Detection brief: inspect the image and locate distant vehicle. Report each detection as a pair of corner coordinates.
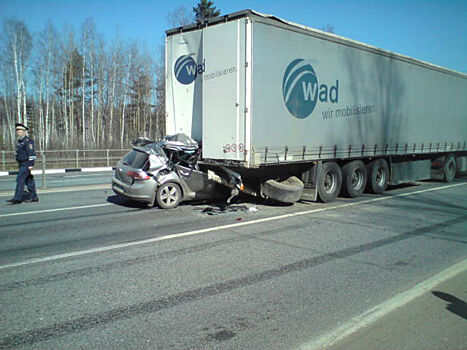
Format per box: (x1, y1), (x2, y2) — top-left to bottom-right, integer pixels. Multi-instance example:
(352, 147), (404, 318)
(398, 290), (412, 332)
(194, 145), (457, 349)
(164, 10), (467, 204)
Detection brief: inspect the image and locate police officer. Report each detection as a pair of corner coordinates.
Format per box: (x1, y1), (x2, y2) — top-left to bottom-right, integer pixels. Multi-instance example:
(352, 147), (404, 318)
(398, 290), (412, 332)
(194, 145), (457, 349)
(7, 123), (39, 204)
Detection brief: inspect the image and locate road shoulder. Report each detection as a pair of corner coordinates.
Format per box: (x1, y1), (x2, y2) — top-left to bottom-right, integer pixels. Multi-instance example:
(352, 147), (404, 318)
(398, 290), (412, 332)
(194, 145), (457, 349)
(299, 259), (467, 350)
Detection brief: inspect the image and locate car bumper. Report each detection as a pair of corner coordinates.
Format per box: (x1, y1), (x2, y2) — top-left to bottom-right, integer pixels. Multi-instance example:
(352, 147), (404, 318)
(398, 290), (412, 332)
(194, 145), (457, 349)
(112, 177), (157, 204)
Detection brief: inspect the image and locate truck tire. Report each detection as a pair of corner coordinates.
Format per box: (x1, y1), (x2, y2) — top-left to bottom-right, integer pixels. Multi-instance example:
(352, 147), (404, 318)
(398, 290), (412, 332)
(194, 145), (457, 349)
(317, 162), (342, 203)
(156, 182), (182, 209)
(443, 155), (456, 183)
(341, 160), (367, 198)
(262, 176), (304, 203)
(366, 159), (389, 194)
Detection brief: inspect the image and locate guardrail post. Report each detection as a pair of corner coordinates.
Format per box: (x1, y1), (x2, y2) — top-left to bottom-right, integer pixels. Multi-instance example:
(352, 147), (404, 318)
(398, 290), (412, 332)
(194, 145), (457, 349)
(76, 150), (79, 169)
(1, 151), (5, 171)
(106, 149), (110, 167)
(41, 150), (47, 189)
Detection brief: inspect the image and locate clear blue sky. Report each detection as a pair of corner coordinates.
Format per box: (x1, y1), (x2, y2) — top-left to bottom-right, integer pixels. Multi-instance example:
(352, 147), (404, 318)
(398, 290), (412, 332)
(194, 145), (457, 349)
(1, 0), (466, 73)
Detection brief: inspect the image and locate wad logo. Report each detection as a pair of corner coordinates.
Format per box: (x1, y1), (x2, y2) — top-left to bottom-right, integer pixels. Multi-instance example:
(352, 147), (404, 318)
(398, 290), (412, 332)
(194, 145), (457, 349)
(282, 59), (338, 119)
(174, 55), (205, 85)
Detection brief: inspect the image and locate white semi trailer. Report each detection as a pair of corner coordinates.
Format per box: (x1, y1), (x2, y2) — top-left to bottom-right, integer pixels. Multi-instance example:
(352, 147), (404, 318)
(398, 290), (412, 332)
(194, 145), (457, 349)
(165, 10), (467, 203)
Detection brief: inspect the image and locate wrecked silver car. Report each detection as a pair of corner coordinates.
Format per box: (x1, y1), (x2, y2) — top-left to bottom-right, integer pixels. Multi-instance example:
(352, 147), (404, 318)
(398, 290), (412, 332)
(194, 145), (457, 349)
(112, 134), (238, 209)
(113, 133), (305, 209)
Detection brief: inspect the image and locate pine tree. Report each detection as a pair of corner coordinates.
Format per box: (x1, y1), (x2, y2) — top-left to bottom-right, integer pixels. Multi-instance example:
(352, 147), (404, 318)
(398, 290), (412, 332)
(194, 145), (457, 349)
(193, 0), (220, 23)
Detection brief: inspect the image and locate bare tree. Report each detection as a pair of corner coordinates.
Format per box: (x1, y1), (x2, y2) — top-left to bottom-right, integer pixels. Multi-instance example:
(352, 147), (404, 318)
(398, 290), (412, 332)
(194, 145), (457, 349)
(120, 44), (133, 148)
(2, 18), (32, 125)
(94, 37), (106, 147)
(167, 5), (194, 28)
(36, 20), (59, 149)
(59, 26), (83, 148)
(80, 19), (89, 147)
(0, 76), (15, 148)
(106, 34), (125, 146)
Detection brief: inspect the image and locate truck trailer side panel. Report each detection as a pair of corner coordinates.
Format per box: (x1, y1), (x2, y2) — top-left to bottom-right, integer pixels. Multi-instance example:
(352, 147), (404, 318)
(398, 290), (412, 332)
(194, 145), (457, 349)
(249, 19), (467, 165)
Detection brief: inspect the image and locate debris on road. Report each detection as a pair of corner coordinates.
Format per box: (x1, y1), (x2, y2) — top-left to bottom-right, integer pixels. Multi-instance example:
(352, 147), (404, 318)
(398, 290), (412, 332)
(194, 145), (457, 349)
(195, 203), (259, 216)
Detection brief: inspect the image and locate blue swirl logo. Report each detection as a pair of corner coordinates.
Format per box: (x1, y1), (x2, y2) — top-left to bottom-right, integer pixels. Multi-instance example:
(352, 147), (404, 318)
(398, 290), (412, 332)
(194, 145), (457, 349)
(174, 55), (198, 85)
(282, 59), (319, 119)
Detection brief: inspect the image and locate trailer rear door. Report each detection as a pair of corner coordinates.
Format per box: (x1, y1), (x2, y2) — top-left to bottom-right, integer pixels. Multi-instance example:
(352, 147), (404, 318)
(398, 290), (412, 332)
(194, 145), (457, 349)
(202, 19), (247, 161)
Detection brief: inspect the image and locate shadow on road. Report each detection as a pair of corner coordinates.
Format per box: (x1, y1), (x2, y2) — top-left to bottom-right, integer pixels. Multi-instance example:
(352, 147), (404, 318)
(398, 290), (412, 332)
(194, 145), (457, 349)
(432, 291), (467, 320)
(106, 195), (149, 209)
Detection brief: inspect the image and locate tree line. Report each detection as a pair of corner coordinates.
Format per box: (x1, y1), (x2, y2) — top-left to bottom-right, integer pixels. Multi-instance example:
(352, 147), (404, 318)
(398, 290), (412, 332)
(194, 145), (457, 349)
(0, 0), (221, 151)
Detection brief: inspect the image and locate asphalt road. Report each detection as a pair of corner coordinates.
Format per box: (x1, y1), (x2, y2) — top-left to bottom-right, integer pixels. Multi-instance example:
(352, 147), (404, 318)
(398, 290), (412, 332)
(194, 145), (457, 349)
(0, 177), (466, 349)
(0, 171), (114, 192)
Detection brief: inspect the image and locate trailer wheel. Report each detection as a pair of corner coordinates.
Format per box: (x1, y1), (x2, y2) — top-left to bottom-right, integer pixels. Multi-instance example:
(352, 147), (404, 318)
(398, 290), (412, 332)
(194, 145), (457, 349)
(341, 160), (367, 198)
(156, 182), (182, 209)
(318, 162), (342, 203)
(366, 159), (389, 194)
(443, 155), (456, 183)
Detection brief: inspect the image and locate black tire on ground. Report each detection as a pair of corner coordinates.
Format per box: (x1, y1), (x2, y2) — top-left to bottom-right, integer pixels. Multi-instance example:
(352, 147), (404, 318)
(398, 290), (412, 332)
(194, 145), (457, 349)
(317, 162), (342, 203)
(262, 176), (304, 203)
(341, 160), (367, 198)
(156, 182), (182, 209)
(365, 158), (389, 194)
(443, 155), (456, 183)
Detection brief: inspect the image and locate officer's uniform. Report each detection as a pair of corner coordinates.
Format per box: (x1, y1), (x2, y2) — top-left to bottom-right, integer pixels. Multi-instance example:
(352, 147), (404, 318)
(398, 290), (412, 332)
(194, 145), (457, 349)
(12, 124), (38, 202)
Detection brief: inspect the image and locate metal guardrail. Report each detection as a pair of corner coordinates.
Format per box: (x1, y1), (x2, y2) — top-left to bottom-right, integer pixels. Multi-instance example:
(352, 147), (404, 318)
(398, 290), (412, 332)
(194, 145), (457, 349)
(1, 149), (129, 172)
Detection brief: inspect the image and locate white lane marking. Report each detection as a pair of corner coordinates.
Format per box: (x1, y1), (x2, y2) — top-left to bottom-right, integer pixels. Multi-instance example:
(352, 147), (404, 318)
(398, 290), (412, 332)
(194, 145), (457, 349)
(31, 169), (66, 175)
(0, 182), (465, 270)
(298, 258), (467, 350)
(81, 167), (113, 172)
(58, 173), (113, 178)
(37, 173), (112, 180)
(46, 179), (110, 183)
(0, 203), (112, 218)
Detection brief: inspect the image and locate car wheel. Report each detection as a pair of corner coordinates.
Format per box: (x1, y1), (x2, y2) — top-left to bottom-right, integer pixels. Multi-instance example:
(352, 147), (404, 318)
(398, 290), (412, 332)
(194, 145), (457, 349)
(156, 182), (182, 209)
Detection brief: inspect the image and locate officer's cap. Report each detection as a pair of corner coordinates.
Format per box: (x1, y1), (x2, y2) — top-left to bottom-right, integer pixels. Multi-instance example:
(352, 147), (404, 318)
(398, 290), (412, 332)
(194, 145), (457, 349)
(15, 123), (29, 131)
